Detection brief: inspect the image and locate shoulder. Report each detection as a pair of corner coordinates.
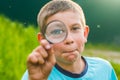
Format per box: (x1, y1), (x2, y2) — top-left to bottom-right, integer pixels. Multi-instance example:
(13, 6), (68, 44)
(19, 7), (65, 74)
(84, 56), (112, 69)
(22, 70), (28, 80)
(85, 57), (110, 64)
(83, 57), (118, 80)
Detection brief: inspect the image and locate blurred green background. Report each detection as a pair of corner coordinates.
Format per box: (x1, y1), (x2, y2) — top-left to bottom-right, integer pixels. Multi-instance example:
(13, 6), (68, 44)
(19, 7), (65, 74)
(0, 0), (120, 44)
(0, 0), (120, 80)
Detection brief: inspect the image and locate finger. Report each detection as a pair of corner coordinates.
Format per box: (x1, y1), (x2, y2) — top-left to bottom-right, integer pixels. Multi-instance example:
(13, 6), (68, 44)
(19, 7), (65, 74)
(34, 46), (48, 58)
(47, 48), (56, 65)
(40, 39), (56, 65)
(34, 51), (45, 64)
(40, 39), (52, 50)
(27, 52), (38, 64)
(27, 51), (45, 65)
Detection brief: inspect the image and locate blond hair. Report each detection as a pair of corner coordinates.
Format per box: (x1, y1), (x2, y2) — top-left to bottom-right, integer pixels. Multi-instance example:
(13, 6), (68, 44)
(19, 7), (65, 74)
(37, 0), (86, 35)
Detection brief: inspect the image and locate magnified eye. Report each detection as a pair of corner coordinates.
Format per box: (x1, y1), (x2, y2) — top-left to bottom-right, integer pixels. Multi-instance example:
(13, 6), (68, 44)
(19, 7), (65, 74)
(51, 29), (64, 35)
(45, 20), (67, 43)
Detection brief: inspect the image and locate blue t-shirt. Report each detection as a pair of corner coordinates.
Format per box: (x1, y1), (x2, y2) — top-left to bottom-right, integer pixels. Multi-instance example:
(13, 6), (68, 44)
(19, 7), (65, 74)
(22, 57), (118, 80)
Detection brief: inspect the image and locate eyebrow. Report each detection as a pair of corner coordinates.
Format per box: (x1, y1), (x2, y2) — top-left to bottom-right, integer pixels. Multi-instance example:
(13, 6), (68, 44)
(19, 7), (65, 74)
(70, 23), (83, 28)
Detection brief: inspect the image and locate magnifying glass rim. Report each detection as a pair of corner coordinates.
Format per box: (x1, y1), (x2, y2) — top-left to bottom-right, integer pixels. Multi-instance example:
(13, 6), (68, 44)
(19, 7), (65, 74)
(44, 20), (68, 44)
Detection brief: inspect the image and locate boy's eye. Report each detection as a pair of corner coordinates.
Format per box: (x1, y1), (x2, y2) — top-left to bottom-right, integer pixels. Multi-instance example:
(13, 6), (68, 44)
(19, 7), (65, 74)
(51, 29), (64, 35)
(72, 26), (81, 31)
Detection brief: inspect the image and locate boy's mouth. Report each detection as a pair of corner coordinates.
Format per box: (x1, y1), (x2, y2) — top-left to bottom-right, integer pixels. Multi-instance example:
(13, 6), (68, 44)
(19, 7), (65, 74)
(63, 49), (77, 53)
(62, 49), (78, 61)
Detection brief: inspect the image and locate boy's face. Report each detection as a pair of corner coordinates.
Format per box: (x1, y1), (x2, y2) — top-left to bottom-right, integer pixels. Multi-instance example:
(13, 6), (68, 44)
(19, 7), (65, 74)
(46, 10), (89, 64)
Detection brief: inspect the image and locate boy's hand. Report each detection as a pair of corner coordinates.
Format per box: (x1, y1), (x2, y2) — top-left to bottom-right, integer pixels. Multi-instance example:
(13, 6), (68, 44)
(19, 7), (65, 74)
(27, 39), (56, 80)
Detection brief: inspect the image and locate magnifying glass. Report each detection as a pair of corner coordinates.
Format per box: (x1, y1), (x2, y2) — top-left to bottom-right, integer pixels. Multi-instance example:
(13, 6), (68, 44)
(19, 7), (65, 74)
(44, 20), (68, 44)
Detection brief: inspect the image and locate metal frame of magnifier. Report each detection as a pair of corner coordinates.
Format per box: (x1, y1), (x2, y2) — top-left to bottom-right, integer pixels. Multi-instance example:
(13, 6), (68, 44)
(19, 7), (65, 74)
(42, 20), (68, 44)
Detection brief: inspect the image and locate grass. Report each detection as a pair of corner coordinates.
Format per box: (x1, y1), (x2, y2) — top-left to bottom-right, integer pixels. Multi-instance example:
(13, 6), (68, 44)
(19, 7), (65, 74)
(0, 15), (120, 80)
(0, 15), (39, 80)
(111, 62), (120, 79)
(86, 43), (120, 52)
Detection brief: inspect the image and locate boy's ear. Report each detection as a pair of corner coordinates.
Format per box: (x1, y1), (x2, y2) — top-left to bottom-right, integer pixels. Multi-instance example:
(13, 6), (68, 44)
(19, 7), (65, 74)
(37, 32), (43, 42)
(84, 25), (89, 43)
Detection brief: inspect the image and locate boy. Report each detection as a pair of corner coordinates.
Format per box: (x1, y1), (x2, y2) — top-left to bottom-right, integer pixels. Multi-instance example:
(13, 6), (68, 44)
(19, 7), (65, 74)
(22, 0), (118, 80)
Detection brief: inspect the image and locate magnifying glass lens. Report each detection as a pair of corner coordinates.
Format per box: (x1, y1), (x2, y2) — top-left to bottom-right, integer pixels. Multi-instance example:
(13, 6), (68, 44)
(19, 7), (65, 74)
(45, 21), (67, 43)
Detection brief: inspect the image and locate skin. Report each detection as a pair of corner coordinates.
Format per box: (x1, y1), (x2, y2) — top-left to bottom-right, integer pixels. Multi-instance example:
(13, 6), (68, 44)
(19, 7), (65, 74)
(27, 10), (89, 80)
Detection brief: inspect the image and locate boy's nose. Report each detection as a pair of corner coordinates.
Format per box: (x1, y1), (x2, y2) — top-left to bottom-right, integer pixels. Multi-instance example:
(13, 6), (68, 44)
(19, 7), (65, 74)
(64, 33), (74, 45)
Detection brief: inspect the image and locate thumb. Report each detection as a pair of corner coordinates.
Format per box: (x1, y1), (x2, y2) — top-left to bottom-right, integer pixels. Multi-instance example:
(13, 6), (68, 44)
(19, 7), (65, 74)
(47, 48), (56, 65)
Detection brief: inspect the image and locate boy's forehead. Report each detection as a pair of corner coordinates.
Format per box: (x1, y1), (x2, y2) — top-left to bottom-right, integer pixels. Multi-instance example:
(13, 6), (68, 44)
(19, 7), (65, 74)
(46, 10), (84, 25)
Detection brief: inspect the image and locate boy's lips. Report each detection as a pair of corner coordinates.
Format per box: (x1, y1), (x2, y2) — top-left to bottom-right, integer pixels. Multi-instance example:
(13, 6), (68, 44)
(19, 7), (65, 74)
(62, 49), (78, 61)
(63, 49), (77, 53)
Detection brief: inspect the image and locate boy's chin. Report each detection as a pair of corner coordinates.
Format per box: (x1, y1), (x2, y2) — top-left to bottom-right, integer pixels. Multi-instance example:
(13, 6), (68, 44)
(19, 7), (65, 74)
(64, 54), (79, 64)
(66, 54), (77, 62)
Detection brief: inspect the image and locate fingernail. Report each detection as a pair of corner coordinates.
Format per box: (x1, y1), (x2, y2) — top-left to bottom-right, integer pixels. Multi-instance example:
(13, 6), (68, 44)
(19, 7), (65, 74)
(46, 45), (51, 49)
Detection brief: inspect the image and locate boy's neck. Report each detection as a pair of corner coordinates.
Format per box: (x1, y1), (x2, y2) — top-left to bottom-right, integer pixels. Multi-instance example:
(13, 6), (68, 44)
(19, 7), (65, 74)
(56, 56), (85, 74)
